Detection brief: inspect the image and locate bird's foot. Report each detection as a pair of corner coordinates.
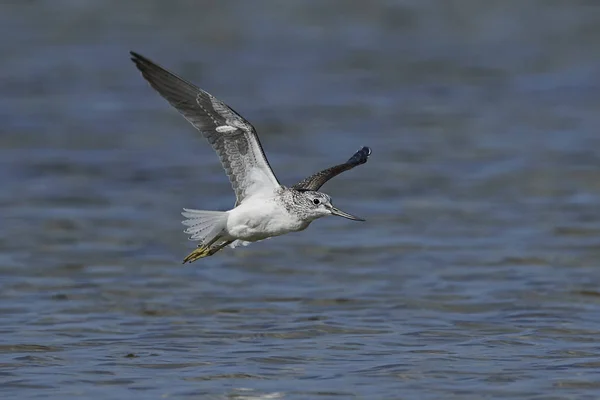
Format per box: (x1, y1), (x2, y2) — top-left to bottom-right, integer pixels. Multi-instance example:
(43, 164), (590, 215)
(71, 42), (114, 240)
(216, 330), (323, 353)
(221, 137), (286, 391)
(182, 245), (212, 264)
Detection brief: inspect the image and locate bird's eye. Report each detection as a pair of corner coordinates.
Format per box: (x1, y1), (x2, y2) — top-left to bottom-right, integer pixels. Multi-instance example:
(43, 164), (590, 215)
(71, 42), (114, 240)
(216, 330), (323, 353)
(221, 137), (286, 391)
(313, 199), (320, 205)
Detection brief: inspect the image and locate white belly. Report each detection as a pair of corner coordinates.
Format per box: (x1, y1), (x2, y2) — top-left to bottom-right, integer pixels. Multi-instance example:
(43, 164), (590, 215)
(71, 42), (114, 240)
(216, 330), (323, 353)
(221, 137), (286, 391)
(225, 196), (309, 242)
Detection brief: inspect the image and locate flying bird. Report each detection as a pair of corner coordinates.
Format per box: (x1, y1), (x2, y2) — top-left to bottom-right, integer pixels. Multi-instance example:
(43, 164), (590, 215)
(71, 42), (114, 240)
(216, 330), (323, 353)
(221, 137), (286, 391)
(130, 52), (371, 263)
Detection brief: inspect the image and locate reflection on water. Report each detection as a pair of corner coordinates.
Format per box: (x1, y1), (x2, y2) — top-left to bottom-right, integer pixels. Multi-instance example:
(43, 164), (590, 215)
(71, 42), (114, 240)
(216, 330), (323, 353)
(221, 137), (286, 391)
(2, 1), (600, 399)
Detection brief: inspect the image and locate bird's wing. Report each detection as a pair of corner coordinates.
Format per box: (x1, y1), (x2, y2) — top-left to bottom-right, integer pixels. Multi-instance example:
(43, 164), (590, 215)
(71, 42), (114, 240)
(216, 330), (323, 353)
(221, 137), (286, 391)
(130, 52), (280, 204)
(292, 146), (371, 191)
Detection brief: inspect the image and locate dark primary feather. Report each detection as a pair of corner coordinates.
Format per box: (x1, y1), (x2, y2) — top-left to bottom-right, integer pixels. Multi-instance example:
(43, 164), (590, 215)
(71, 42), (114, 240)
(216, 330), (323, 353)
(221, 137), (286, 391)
(292, 146), (372, 191)
(130, 51), (280, 203)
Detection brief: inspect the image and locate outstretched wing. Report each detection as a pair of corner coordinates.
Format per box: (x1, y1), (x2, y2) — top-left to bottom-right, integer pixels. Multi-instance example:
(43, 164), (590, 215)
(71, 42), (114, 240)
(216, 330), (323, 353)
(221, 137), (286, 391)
(292, 146), (371, 191)
(130, 52), (280, 204)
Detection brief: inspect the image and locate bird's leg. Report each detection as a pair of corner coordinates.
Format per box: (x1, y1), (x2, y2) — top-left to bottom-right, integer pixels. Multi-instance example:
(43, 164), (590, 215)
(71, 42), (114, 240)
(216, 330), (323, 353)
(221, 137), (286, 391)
(207, 240), (234, 256)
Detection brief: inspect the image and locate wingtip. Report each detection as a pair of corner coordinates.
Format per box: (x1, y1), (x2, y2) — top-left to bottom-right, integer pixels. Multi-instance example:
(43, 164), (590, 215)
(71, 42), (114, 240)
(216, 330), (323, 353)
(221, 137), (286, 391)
(129, 51), (154, 71)
(129, 51), (143, 70)
(347, 146), (372, 165)
(129, 50), (144, 60)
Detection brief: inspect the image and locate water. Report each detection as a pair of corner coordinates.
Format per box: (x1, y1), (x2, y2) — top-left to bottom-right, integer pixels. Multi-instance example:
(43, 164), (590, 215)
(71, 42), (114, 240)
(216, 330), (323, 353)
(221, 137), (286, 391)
(2, 1), (600, 398)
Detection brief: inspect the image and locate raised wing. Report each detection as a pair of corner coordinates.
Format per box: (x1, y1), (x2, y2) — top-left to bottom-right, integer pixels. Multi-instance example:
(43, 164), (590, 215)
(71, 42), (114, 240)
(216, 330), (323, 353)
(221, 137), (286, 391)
(292, 146), (371, 191)
(130, 52), (280, 204)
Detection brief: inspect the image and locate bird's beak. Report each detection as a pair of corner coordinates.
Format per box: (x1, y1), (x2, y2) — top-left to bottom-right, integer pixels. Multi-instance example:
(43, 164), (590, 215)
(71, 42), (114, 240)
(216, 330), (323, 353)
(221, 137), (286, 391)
(329, 206), (365, 221)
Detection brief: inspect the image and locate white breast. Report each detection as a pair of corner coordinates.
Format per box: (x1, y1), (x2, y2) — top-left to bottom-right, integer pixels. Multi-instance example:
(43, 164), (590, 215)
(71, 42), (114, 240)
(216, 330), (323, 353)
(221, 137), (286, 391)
(226, 195), (308, 241)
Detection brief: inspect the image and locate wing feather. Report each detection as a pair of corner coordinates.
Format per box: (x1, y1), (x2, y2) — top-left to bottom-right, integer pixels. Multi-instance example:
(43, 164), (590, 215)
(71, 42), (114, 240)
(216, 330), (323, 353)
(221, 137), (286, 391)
(130, 52), (280, 203)
(292, 147), (371, 191)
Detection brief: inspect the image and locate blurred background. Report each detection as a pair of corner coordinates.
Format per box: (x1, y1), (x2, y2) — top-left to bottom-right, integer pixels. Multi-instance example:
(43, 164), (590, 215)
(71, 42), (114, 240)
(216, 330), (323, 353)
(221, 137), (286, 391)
(2, 1), (600, 399)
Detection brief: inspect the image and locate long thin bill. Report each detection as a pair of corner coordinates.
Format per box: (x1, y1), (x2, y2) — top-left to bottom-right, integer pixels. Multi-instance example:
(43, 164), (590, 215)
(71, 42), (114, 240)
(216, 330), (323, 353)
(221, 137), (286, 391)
(330, 206), (365, 221)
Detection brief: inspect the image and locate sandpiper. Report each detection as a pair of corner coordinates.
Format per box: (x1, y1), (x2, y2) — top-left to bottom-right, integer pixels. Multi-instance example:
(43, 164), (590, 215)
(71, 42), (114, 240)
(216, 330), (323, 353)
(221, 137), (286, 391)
(130, 52), (371, 263)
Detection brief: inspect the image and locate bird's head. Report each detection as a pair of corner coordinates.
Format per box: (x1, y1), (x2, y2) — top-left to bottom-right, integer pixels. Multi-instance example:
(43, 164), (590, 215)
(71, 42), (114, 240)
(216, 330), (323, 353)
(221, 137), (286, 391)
(295, 190), (364, 222)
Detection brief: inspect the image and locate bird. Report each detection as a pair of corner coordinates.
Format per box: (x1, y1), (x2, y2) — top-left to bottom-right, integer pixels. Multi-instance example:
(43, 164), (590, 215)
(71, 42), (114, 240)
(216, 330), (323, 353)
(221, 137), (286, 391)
(130, 52), (372, 263)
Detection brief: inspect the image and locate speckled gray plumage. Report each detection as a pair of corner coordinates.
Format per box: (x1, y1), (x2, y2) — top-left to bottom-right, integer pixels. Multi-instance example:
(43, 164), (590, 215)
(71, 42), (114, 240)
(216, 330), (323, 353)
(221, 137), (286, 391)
(273, 187), (332, 225)
(274, 187), (310, 219)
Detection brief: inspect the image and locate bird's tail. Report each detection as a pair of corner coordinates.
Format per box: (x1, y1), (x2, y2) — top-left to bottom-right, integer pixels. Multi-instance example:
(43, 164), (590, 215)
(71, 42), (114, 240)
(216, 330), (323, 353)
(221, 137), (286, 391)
(181, 209), (228, 263)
